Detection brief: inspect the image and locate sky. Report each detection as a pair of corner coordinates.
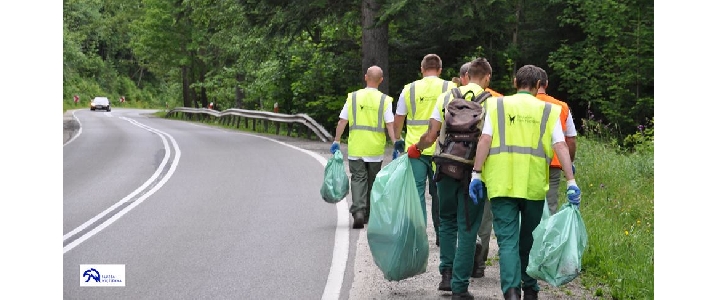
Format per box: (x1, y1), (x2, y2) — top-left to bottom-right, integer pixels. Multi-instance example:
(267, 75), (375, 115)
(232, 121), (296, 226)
(0, 1), (706, 299)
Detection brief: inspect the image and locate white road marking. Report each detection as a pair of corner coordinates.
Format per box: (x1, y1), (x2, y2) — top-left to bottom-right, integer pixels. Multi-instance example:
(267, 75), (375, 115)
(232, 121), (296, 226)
(63, 110), (83, 147)
(184, 122), (349, 300)
(63, 117), (182, 254)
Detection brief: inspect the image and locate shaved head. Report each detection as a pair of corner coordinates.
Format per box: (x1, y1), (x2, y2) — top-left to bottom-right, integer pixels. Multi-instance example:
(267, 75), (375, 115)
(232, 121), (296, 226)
(365, 65), (384, 87)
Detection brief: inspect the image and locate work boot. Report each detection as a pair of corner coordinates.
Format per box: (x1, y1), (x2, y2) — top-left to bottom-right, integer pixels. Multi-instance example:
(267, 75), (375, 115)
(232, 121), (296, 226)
(470, 243), (484, 278)
(352, 212), (365, 229)
(451, 291), (474, 300)
(523, 288), (539, 300)
(436, 238), (440, 247)
(504, 288), (521, 300)
(438, 269), (452, 291)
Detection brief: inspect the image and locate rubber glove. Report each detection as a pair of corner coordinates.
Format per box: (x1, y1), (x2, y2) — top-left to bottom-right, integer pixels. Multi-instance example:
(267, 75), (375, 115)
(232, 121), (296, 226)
(407, 144), (421, 159)
(330, 141), (340, 154)
(394, 139), (406, 153)
(468, 171), (484, 205)
(392, 150), (400, 160)
(566, 179), (581, 207)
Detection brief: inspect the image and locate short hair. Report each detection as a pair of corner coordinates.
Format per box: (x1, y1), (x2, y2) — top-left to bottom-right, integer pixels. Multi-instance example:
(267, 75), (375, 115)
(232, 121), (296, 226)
(459, 62), (471, 77)
(467, 57), (492, 80)
(537, 67), (549, 88)
(421, 54), (442, 71)
(515, 65), (543, 89)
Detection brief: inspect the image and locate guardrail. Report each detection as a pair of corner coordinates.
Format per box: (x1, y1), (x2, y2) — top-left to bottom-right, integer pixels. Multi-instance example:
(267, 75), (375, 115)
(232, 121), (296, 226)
(165, 107), (334, 142)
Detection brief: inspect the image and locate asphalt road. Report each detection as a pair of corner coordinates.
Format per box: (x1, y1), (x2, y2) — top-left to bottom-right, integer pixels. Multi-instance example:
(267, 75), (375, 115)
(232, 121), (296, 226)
(63, 108), (357, 299)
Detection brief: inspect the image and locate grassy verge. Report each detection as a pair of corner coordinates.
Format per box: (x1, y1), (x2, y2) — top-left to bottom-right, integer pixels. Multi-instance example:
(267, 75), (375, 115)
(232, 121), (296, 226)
(562, 137), (654, 299)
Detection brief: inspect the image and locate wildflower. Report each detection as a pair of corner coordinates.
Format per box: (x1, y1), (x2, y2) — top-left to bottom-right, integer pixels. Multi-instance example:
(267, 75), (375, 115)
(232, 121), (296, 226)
(624, 231), (629, 236)
(637, 125), (645, 132)
(590, 184), (593, 187)
(637, 220), (641, 224)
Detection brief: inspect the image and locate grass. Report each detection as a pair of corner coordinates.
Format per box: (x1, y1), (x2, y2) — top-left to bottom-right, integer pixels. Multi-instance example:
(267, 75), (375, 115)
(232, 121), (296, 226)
(561, 137), (654, 299)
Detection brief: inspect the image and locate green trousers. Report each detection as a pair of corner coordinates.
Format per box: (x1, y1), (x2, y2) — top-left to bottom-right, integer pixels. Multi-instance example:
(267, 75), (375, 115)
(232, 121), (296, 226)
(437, 177), (485, 293)
(348, 159), (383, 216)
(490, 197), (544, 294)
(409, 155), (440, 236)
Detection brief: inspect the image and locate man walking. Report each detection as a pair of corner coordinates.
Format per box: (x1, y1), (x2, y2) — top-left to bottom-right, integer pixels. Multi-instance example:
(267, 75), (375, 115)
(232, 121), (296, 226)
(393, 54), (454, 244)
(411, 57), (493, 300)
(469, 65), (582, 300)
(331, 65), (398, 229)
(535, 67), (578, 215)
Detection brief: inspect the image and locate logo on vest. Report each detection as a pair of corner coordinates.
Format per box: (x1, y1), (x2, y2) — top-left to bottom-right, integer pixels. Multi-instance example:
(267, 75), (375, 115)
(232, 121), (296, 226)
(508, 114), (539, 125)
(509, 115), (516, 125)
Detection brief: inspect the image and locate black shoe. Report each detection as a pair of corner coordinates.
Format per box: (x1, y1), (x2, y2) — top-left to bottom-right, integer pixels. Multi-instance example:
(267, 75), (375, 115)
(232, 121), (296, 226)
(471, 243), (484, 278)
(523, 288), (539, 300)
(451, 291), (474, 300)
(352, 212), (365, 229)
(504, 288), (520, 300)
(438, 269), (452, 291)
(436, 238), (440, 247)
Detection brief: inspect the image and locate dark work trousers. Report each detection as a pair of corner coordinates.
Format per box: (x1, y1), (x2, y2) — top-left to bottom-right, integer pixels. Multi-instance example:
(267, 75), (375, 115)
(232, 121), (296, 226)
(348, 158), (383, 217)
(409, 154), (440, 237)
(490, 197), (544, 294)
(437, 177), (485, 293)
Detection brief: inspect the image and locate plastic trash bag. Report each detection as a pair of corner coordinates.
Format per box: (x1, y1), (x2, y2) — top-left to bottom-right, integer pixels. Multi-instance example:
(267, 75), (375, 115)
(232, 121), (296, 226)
(366, 154), (429, 281)
(526, 202), (588, 287)
(320, 151), (350, 203)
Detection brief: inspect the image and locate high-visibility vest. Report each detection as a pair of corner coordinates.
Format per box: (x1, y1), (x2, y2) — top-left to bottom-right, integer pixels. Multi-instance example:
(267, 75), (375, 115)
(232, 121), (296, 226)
(402, 77), (454, 155)
(482, 93), (561, 201)
(535, 93), (570, 168)
(347, 88), (392, 157)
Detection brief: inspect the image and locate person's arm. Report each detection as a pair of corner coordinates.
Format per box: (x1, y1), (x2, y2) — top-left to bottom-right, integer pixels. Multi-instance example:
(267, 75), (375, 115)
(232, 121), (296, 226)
(472, 134), (492, 172)
(415, 119), (441, 150)
(565, 136), (576, 162)
(334, 119), (348, 142)
(550, 118), (574, 180)
(565, 110), (578, 161)
(393, 91), (407, 138)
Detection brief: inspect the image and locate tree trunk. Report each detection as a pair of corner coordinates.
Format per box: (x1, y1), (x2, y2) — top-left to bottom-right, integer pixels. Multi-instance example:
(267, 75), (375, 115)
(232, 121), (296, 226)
(182, 66), (191, 107)
(235, 73), (245, 109)
(512, 0), (521, 76)
(361, 0), (390, 94)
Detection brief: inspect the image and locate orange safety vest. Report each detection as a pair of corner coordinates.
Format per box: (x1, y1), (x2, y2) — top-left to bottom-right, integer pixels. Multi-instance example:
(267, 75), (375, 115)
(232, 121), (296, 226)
(535, 93), (569, 168)
(485, 88), (503, 97)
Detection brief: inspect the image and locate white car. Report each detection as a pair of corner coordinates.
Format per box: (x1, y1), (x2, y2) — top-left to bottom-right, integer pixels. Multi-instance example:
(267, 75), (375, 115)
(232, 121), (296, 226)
(90, 97), (111, 111)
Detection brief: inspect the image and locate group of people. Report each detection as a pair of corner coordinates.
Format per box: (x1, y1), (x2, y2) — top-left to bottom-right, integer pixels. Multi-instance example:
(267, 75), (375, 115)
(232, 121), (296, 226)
(330, 54), (582, 300)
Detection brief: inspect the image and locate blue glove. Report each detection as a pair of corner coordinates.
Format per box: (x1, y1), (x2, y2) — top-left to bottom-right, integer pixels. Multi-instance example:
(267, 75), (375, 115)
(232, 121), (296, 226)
(330, 141), (340, 154)
(392, 150), (399, 160)
(468, 172), (484, 205)
(566, 179), (581, 207)
(394, 139), (405, 153)
(572, 163), (576, 175)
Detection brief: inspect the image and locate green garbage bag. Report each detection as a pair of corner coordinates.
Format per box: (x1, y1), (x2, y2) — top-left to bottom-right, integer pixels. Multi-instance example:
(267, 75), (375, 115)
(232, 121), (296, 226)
(320, 151), (349, 203)
(366, 154), (429, 281)
(527, 202), (588, 287)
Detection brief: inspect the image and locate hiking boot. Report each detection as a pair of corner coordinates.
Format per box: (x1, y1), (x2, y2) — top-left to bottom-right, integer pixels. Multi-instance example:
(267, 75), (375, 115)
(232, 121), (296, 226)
(352, 212), (365, 229)
(471, 243), (484, 278)
(436, 238), (440, 247)
(523, 288), (539, 300)
(438, 269), (452, 291)
(503, 288), (520, 300)
(451, 291), (474, 300)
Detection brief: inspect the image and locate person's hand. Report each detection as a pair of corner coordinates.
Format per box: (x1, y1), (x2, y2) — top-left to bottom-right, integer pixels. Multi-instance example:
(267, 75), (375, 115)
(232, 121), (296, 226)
(566, 179), (581, 208)
(407, 144), (421, 159)
(394, 139), (405, 153)
(468, 172), (484, 205)
(392, 150), (400, 160)
(330, 141), (340, 154)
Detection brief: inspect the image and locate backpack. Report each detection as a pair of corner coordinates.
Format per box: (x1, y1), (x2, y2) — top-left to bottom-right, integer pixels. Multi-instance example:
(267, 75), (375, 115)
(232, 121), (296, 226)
(432, 87), (493, 181)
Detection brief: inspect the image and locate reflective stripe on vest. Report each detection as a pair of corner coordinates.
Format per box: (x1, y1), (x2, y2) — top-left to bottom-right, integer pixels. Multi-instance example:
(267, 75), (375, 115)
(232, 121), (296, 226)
(406, 81), (449, 126)
(488, 98), (553, 165)
(349, 92), (386, 133)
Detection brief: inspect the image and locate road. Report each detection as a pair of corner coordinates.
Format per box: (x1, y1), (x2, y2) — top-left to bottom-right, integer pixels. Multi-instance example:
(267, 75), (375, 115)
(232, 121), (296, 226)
(63, 108), (358, 299)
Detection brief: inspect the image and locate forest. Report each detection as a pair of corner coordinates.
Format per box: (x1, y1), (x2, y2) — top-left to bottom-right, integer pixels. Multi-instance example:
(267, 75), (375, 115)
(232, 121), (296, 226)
(63, 0), (653, 144)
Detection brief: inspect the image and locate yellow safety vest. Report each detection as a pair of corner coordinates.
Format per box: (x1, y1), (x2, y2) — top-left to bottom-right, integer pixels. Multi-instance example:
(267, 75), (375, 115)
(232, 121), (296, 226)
(482, 93), (561, 201)
(347, 88), (392, 157)
(402, 77), (454, 155)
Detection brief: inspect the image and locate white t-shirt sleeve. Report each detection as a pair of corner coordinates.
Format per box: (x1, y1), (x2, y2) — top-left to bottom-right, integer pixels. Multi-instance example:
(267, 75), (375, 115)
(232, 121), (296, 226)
(482, 112), (493, 136)
(551, 118), (565, 144)
(396, 91), (407, 115)
(384, 102), (395, 123)
(430, 94), (444, 122)
(565, 110), (578, 137)
(339, 103), (349, 120)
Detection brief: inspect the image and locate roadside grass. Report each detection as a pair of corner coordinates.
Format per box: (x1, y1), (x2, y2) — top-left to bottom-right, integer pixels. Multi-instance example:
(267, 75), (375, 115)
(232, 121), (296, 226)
(565, 137), (654, 299)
